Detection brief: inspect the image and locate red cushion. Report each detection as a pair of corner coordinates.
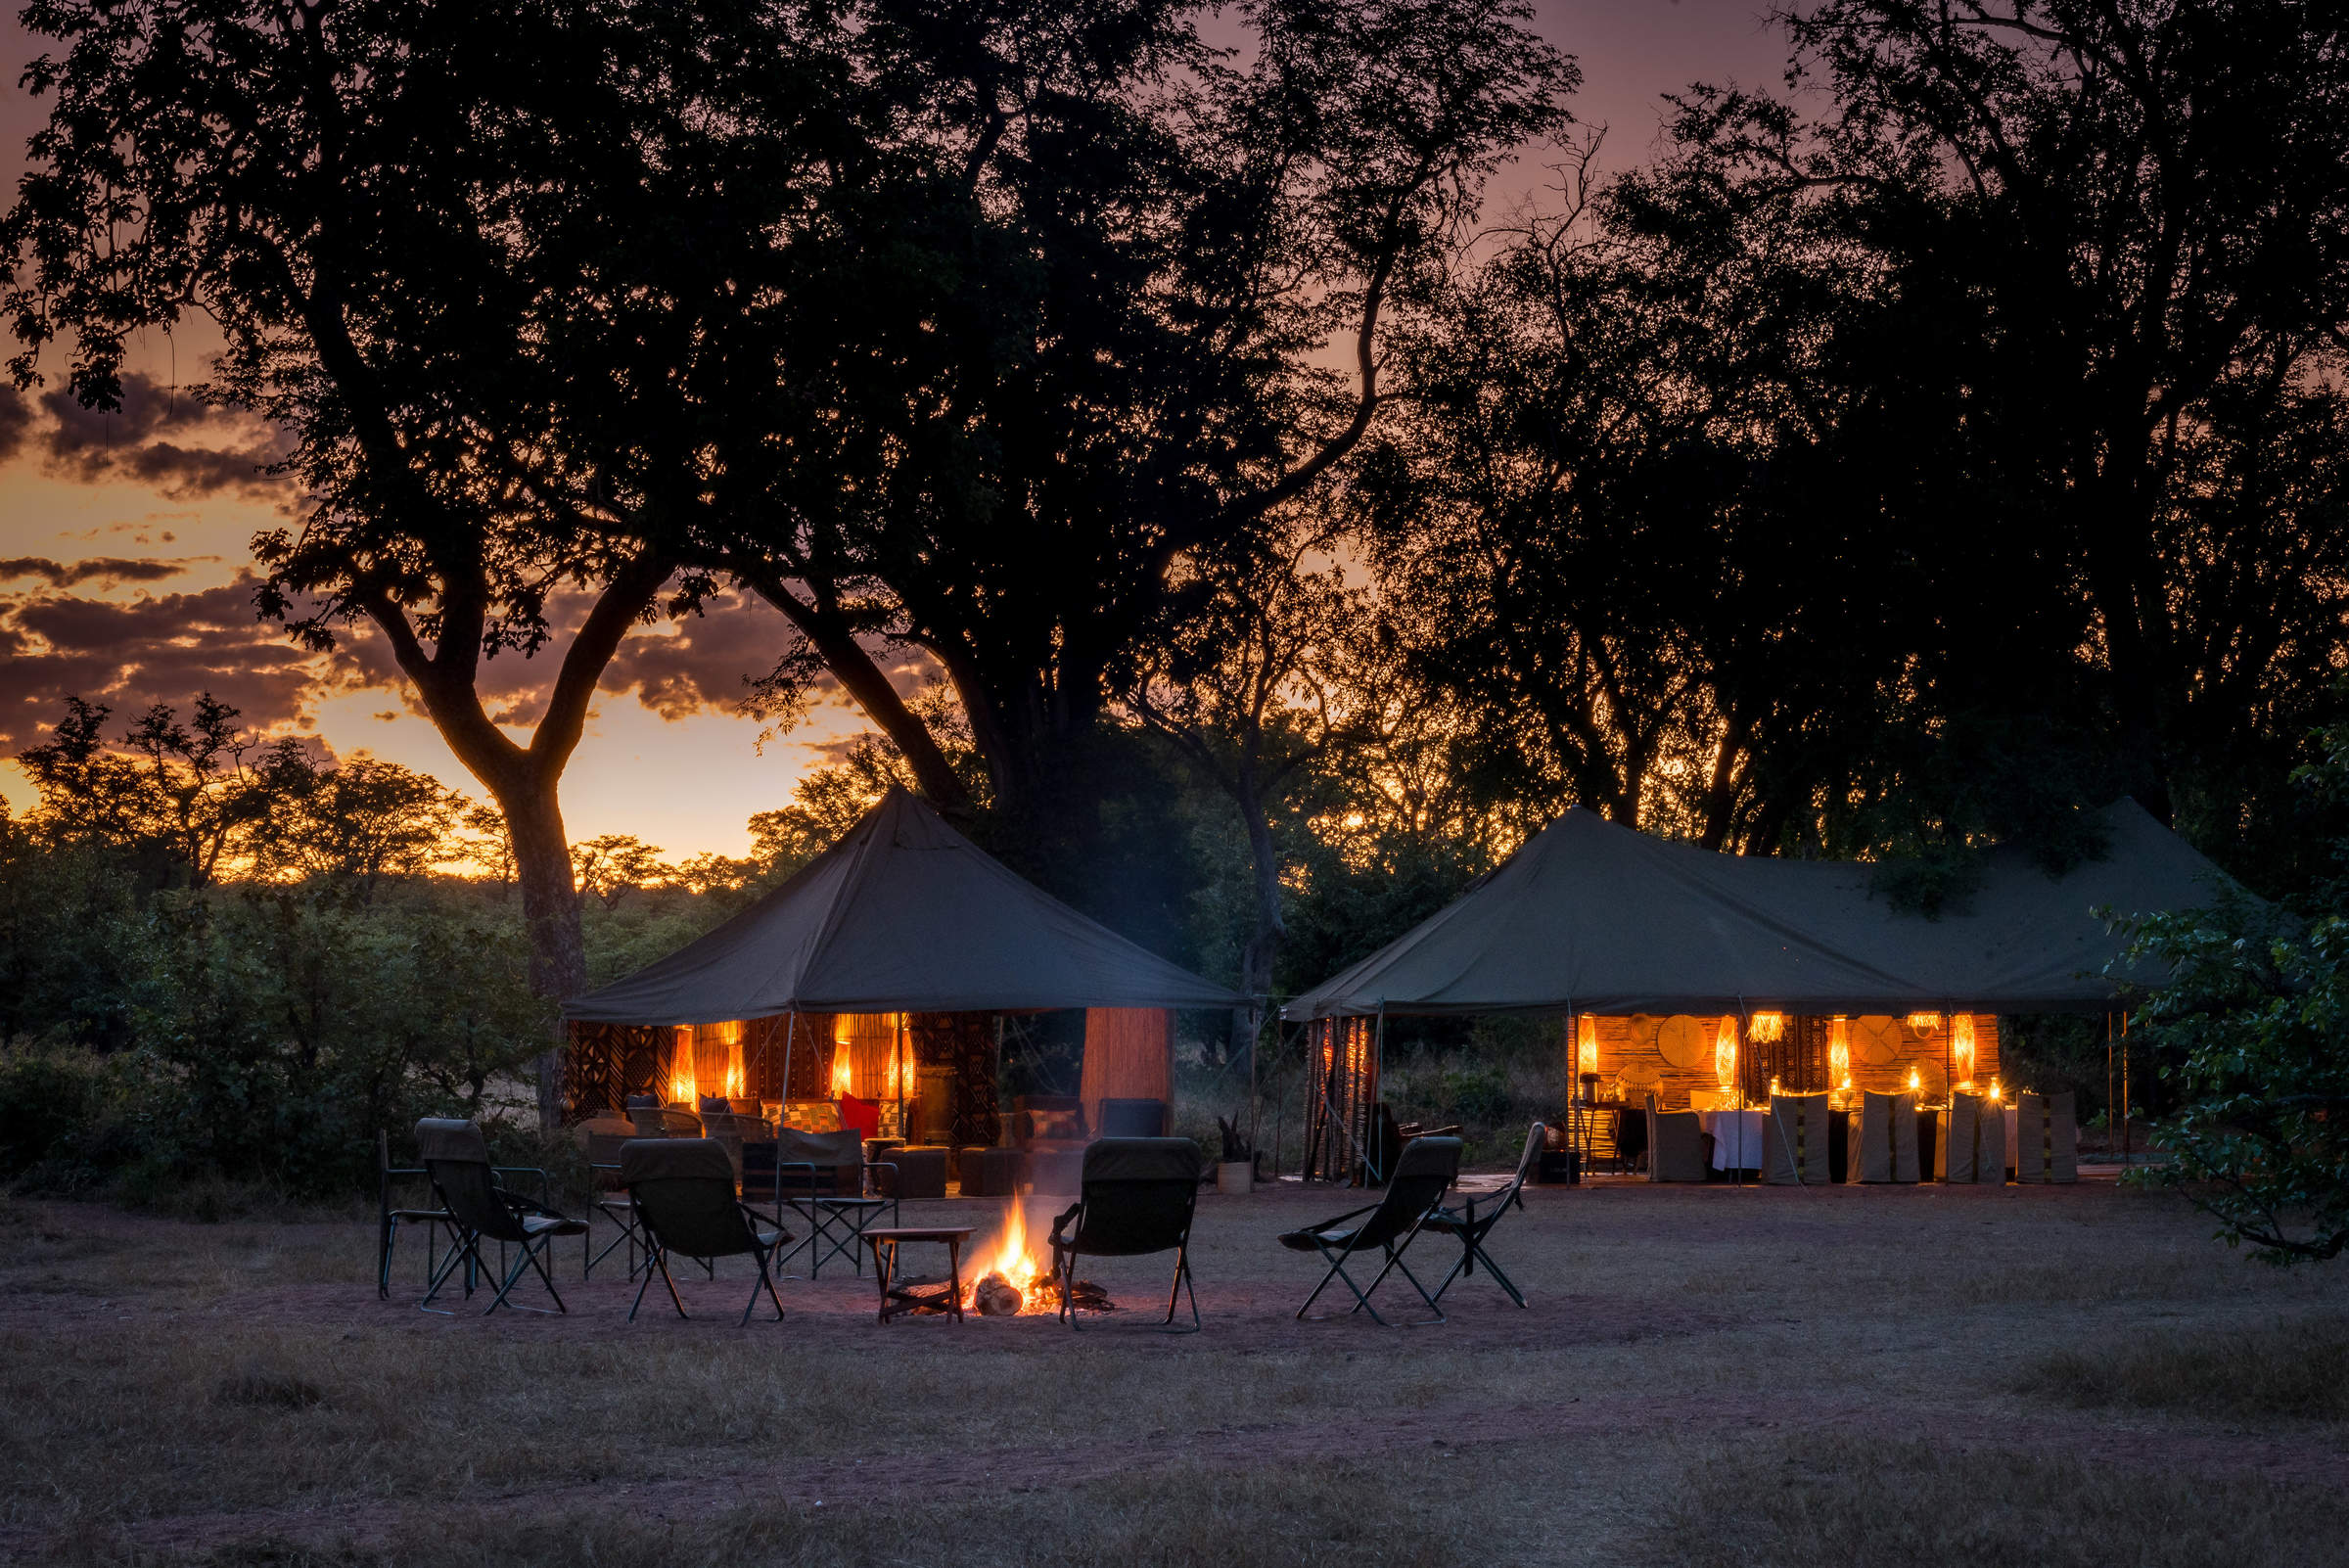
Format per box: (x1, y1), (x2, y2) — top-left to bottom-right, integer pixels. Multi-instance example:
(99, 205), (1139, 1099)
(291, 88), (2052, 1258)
(837, 1094), (880, 1138)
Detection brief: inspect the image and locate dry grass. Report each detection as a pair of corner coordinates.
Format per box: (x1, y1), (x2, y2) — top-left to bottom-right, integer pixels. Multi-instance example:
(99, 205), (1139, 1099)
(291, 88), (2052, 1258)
(4, 1176), (2347, 1566)
(1652, 1435), (2349, 1568)
(2020, 1314), (2349, 1423)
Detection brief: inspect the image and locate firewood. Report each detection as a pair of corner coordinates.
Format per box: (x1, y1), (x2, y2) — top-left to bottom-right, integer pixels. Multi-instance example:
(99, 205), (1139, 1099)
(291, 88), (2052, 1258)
(974, 1271), (1024, 1316)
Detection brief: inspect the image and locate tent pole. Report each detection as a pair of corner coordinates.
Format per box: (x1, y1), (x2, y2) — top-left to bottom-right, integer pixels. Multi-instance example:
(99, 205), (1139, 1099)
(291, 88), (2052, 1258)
(993, 1014), (1008, 1147)
(1371, 1006), (1388, 1184)
(2120, 1011), (2132, 1166)
(1247, 999), (1263, 1178)
(779, 1012), (796, 1129)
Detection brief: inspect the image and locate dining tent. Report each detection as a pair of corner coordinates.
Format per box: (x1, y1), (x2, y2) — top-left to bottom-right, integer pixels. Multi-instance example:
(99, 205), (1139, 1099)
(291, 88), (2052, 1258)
(1286, 798), (2244, 1020)
(563, 787), (1241, 1134)
(1282, 799), (2247, 1177)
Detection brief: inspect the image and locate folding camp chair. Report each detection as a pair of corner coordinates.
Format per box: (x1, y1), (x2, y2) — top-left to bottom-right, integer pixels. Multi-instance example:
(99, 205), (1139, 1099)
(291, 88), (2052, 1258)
(415, 1119), (587, 1315)
(1047, 1138), (1204, 1333)
(579, 1119), (653, 1280)
(768, 1130), (898, 1278)
(381, 1127), (554, 1298)
(621, 1138), (792, 1325)
(1423, 1122), (1543, 1309)
(1276, 1136), (1462, 1326)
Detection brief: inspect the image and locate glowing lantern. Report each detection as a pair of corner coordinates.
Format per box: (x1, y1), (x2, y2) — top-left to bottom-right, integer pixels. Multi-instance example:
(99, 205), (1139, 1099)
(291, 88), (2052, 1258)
(1989, 1077), (2003, 1103)
(1714, 1017), (1738, 1091)
(1908, 1067), (1922, 1096)
(829, 1047), (853, 1098)
(1576, 1015), (1599, 1078)
(1952, 1014), (1977, 1087)
(1829, 1015), (1852, 1088)
(1749, 1012), (1785, 1043)
(1907, 1012), (1942, 1035)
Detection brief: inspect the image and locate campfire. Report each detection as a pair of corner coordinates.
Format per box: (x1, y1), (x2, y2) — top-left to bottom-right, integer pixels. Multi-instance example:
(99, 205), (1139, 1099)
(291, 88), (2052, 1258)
(965, 1197), (1051, 1315)
(881, 1198), (1114, 1319)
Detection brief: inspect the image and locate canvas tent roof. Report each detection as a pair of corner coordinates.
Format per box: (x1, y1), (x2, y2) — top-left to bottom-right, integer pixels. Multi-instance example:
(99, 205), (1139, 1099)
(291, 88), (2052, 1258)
(1286, 800), (2244, 1020)
(566, 788), (1242, 1024)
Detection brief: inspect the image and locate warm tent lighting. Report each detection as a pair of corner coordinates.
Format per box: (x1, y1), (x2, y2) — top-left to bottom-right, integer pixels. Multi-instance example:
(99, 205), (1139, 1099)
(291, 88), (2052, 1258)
(1714, 1017), (1738, 1090)
(670, 1062), (696, 1103)
(1907, 1012), (1942, 1035)
(1829, 1015), (1852, 1087)
(1989, 1077), (2002, 1103)
(1953, 1014), (1977, 1085)
(1749, 1012), (1784, 1042)
(1908, 1067), (1922, 1095)
(829, 1049), (853, 1097)
(1576, 1015), (1599, 1078)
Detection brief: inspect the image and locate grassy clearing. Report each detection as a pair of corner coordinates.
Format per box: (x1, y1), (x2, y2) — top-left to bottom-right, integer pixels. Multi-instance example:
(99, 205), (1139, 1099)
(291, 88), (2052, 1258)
(1651, 1435), (2349, 1568)
(2019, 1314), (2349, 1423)
(5, 1178), (2347, 1565)
(48, 1460), (1460, 1568)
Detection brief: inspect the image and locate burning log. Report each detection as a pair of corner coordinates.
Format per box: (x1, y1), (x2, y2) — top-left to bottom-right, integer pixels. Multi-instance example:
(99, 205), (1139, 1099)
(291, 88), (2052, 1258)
(1065, 1279), (1116, 1313)
(974, 1271), (1024, 1316)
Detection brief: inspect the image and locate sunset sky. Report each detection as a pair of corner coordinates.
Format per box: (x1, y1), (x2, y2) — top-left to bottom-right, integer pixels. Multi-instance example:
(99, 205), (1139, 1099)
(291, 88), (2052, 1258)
(0, 1), (1792, 859)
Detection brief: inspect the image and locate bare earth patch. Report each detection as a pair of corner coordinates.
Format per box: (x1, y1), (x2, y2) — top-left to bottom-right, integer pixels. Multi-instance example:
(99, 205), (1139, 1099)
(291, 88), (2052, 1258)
(4, 1177), (2346, 1566)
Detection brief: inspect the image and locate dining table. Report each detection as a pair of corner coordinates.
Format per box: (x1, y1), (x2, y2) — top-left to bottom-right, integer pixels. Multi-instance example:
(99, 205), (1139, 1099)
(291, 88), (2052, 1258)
(1696, 1108), (1767, 1173)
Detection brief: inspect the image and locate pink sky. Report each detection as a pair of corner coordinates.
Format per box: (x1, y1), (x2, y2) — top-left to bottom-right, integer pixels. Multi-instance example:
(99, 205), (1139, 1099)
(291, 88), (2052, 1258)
(0, 2), (1793, 858)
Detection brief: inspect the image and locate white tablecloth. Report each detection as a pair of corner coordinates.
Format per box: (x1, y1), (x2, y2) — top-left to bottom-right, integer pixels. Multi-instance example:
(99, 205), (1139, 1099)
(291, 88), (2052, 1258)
(1697, 1109), (1767, 1171)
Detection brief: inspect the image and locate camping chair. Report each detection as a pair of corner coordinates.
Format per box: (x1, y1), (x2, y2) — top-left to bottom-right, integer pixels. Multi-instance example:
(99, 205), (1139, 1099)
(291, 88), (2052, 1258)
(378, 1129), (454, 1300)
(1276, 1136), (1462, 1326)
(1047, 1138), (1205, 1333)
(1644, 1093), (1708, 1182)
(2014, 1091), (2078, 1183)
(771, 1130), (898, 1278)
(1763, 1093), (1832, 1185)
(1423, 1122), (1543, 1309)
(620, 1138), (791, 1324)
(579, 1117), (654, 1280)
(415, 1119), (586, 1315)
(1849, 1090), (1920, 1183)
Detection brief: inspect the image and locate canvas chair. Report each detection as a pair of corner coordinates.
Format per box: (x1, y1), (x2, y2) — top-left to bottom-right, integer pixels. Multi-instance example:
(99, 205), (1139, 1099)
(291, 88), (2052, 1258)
(377, 1129), (454, 1300)
(1938, 1092), (1983, 1182)
(415, 1119), (586, 1314)
(1276, 1136), (1462, 1326)
(1423, 1122), (1543, 1309)
(620, 1138), (791, 1324)
(1093, 1098), (1170, 1138)
(771, 1129), (898, 1278)
(1763, 1093), (1832, 1185)
(578, 1116), (653, 1280)
(1977, 1096), (2008, 1183)
(1848, 1091), (1920, 1183)
(2013, 1091), (2078, 1183)
(1046, 1138), (1205, 1332)
(1644, 1093), (1708, 1182)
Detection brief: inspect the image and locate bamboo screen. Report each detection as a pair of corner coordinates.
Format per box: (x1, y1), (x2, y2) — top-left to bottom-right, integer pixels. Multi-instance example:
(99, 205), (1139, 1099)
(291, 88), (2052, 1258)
(1302, 1016), (1378, 1182)
(1576, 1014), (2002, 1108)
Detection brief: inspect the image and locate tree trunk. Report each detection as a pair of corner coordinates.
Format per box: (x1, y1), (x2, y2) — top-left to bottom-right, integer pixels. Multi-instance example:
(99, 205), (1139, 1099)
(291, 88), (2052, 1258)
(1231, 774), (1285, 1069)
(495, 767), (583, 1130)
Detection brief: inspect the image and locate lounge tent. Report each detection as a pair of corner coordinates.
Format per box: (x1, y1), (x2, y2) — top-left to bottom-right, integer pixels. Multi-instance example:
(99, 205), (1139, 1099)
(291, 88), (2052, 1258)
(1283, 799), (2246, 1177)
(564, 788), (1241, 1138)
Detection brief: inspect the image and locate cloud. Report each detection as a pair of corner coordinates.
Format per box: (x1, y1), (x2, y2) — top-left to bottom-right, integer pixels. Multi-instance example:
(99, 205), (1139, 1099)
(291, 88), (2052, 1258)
(603, 589), (796, 720)
(0, 556), (212, 586)
(0, 387), (32, 464)
(36, 371), (295, 502)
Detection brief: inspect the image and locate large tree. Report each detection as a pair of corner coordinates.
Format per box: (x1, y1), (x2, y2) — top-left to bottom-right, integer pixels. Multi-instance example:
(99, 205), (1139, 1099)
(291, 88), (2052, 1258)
(648, 0), (1578, 864)
(3, 0), (866, 1121)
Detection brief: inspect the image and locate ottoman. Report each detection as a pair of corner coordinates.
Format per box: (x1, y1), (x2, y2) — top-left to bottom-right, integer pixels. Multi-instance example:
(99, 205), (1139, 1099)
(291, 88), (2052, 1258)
(958, 1146), (1023, 1198)
(882, 1144), (950, 1200)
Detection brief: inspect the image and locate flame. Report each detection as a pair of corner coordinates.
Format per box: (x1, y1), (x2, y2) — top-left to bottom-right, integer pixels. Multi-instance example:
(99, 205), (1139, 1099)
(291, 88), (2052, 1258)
(964, 1199), (1053, 1315)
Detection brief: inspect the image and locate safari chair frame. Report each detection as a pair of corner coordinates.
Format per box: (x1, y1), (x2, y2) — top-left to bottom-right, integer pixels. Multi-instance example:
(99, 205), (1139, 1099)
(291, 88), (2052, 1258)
(1280, 1137), (1462, 1327)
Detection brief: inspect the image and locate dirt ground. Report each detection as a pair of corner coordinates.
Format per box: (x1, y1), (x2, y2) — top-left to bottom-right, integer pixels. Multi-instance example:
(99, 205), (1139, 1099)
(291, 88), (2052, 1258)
(4, 1173), (2348, 1567)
